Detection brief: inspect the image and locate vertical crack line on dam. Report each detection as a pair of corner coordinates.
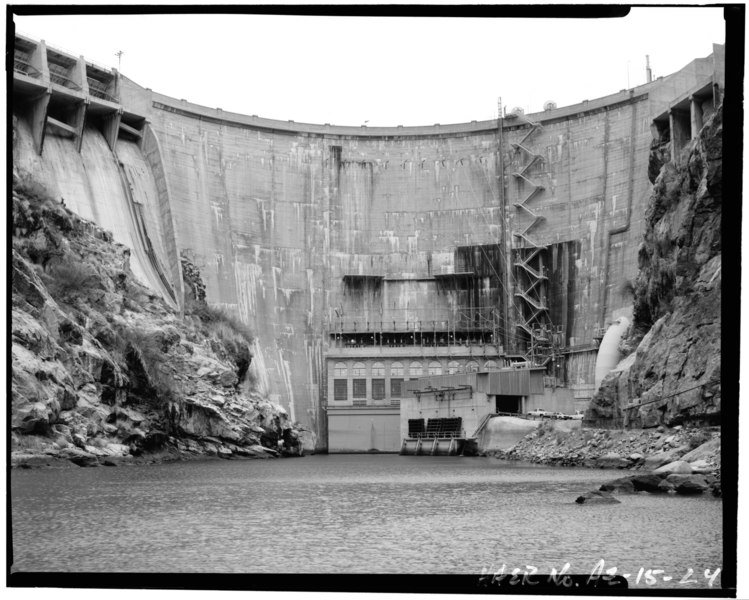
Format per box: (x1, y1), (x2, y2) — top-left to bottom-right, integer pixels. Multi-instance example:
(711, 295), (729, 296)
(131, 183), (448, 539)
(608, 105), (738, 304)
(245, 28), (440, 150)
(601, 100), (639, 325)
(597, 109), (611, 328)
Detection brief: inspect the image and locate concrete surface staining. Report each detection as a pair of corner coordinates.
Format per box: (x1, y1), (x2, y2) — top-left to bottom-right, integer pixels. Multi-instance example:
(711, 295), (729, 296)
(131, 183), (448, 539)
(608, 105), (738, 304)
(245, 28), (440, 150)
(12, 33), (724, 450)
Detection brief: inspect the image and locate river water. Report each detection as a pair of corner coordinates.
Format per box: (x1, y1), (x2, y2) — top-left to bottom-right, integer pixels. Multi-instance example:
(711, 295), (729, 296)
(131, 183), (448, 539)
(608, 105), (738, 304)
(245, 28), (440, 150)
(11, 455), (723, 589)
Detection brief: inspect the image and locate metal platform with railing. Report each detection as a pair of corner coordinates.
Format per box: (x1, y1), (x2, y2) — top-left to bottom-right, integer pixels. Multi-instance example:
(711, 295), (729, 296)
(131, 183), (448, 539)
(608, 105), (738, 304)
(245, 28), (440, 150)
(330, 306), (504, 353)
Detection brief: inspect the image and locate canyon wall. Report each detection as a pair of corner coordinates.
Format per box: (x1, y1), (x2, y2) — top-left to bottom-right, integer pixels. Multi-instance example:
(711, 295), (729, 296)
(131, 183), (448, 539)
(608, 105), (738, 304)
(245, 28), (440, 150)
(587, 104), (722, 427)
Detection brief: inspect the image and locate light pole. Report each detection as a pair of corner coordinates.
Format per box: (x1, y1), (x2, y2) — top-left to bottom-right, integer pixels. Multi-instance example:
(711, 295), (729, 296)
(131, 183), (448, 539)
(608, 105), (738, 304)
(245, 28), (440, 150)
(115, 50), (124, 71)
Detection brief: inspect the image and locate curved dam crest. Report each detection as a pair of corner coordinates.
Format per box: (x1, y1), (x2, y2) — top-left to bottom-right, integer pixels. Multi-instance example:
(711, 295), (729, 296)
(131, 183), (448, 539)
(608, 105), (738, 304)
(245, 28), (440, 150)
(12, 36), (724, 449)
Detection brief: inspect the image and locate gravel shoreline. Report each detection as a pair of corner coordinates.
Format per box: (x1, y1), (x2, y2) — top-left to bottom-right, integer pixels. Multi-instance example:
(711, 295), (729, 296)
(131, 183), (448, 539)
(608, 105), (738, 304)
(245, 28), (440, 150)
(488, 422), (721, 498)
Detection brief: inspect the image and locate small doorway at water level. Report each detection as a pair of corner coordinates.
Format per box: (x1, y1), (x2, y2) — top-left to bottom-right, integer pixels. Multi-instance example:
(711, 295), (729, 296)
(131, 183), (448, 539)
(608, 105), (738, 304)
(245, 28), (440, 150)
(495, 395), (522, 414)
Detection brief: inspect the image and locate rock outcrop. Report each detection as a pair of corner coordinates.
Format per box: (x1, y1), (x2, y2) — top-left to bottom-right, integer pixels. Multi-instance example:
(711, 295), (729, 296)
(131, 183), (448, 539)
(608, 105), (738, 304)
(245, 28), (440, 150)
(11, 173), (306, 468)
(587, 104), (722, 428)
(575, 490), (620, 505)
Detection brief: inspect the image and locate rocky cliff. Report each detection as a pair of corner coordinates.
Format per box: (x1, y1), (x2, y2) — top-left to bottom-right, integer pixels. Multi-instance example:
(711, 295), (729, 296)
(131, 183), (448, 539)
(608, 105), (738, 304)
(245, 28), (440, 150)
(587, 105), (722, 428)
(11, 173), (307, 468)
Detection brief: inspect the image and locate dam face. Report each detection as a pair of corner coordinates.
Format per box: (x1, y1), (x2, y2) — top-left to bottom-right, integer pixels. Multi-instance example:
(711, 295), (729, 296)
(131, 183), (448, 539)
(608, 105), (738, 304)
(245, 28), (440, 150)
(12, 33), (724, 449)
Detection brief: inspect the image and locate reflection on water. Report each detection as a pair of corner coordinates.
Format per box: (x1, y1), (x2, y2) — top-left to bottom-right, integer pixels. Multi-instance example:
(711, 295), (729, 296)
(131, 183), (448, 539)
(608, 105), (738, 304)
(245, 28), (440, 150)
(11, 455), (722, 587)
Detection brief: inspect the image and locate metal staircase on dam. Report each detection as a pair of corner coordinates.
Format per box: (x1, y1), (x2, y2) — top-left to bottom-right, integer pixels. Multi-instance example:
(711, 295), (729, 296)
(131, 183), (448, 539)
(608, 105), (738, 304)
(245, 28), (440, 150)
(506, 113), (553, 363)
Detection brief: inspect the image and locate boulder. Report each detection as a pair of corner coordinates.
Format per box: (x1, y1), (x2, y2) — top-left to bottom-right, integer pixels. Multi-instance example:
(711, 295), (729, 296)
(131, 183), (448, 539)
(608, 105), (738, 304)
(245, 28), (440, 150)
(675, 478), (708, 495)
(217, 369), (238, 388)
(680, 438), (720, 463)
(595, 452), (629, 469)
(575, 490), (621, 505)
(217, 446), (233, 459)
(58, 446), (98, 467)
(642, 450), (681, 470)
(210, 394), (226, 407)
(632, 474), (664, 492)
(599, 476), (636, 493)
(52, 435), (72, 449)
(84, 445), (108, 457)
(654, 460), (693, 476)
(657, 479), (676, 493)
(665, 474), (694, 487)
(688, 459), (714, 474)
(106, 443), (130, 456)
(628, 453), (644, 463)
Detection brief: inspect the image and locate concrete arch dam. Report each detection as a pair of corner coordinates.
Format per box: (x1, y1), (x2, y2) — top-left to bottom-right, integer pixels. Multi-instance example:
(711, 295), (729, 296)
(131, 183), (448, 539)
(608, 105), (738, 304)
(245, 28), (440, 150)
(12, 33), (724, 449)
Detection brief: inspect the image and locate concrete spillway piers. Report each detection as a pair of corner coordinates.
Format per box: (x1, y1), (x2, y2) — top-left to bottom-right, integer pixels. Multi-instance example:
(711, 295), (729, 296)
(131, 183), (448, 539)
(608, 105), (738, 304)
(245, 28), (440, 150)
(13, 33), (145, 157)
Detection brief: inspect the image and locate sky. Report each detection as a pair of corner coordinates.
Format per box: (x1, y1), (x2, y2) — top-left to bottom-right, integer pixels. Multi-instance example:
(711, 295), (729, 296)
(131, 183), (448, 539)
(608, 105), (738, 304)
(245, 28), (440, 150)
(11, 6), (726, 127)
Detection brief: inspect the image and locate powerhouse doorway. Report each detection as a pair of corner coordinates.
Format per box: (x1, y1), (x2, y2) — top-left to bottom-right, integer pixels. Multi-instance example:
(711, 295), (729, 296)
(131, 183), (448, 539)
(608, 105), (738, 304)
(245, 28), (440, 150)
(495, 395), (523, 414)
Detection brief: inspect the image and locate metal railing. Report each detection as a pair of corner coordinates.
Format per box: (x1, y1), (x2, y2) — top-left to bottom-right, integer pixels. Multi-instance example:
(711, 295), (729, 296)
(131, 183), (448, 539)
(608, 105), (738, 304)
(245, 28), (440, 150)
(14, 52), (42, 78)
(473, 411), (531, 438)
(48, 63), (81, 90)
(333, 309), (498, 333)
(87, 77), (118, 102)
(15, 31), (116, 75)
(410, 431), (463, 439)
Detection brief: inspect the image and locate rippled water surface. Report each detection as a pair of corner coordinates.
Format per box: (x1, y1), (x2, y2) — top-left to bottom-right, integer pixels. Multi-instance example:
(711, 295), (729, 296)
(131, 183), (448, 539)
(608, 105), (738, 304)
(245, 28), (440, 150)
(11, 455), (722, 587)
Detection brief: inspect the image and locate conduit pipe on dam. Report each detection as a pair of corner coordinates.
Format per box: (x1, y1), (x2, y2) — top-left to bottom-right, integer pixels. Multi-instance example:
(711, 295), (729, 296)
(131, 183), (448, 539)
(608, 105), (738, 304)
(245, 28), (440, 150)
(600, 97), (638, 328)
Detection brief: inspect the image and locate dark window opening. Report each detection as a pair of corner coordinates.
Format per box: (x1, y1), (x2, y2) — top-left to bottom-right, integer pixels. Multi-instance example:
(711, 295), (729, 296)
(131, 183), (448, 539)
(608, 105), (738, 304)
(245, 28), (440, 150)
(353, 379), (367, 398)
(334, 379), (348, 401)
(372, 379), (386, 400)
(390, 378), (403, 398)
